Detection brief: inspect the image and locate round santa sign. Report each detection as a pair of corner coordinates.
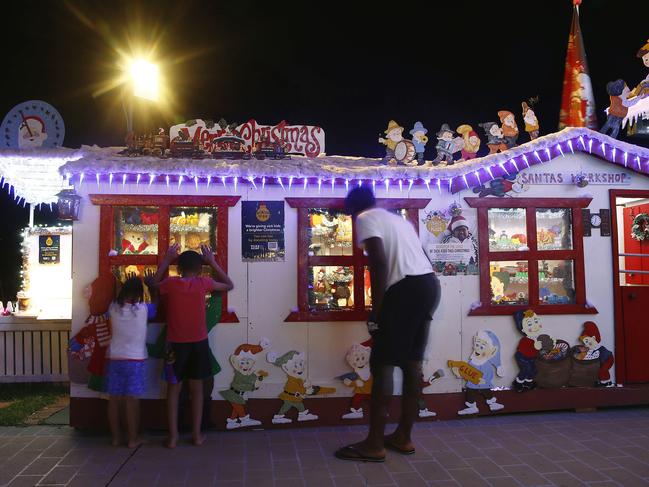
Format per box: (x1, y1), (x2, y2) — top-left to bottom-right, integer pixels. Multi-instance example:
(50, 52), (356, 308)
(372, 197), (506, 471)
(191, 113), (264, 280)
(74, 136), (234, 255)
(1, 100), (65, 149)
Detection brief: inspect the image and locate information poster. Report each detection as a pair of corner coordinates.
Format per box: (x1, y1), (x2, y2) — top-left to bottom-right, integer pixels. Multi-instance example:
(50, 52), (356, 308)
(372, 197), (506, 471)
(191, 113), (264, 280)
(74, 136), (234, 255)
(421, 206), (479, 276)
(39, 235), (60, 264)
(242, 201), (285, 261)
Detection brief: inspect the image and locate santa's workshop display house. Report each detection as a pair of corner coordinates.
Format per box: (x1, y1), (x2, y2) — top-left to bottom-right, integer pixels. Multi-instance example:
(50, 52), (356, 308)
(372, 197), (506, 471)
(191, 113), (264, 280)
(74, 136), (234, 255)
(42, 117), (649, 430)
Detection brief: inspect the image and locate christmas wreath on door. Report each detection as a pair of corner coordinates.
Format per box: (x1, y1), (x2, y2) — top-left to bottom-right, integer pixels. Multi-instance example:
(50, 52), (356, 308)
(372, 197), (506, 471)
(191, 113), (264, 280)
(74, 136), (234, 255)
(631, 213), (649, 241)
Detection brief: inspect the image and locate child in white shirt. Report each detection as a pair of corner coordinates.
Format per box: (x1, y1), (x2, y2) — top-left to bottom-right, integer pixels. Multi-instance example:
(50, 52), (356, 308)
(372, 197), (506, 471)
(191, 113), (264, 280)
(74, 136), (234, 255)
(105, 276), (155, 448)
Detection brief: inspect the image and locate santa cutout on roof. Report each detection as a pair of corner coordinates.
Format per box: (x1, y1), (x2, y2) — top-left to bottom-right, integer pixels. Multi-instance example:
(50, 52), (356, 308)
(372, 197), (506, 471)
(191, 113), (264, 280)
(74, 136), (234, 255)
(559, 0), (597, 130)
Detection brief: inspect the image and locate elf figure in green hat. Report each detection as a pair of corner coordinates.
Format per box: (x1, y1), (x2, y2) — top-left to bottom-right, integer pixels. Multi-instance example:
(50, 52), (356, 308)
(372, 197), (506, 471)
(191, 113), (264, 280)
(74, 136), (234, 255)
(267, 349), (336, 424)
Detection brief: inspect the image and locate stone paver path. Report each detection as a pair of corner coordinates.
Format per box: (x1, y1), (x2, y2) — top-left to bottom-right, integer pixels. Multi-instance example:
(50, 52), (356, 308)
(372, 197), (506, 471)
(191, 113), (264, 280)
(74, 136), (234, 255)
(1, 407), (649, 486)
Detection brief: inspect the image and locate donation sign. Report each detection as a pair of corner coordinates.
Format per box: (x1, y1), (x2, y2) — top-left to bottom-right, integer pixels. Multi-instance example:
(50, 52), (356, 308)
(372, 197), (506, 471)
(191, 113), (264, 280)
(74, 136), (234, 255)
(39, 235), (60, 264)
(242, 201), (285, 261)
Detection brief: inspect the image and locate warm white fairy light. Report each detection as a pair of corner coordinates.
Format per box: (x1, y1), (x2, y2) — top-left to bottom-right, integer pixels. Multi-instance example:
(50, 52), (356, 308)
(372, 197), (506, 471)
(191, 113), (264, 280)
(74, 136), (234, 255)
(499, 162), (510, 176)
(234, 176), (238, 192)
(588, 139), (593, 153)
(194, 176), (199, 191)
(331, 178), (335, 191)
(511, 159), (519, 171)
(600, 142), (606, 156)
(357, 180), (362, 187)
(384, 179), (390, 192)
(345, 179), (349, 192)
(436, 179), (441, 193)
(96, 173), (100, 187)
(122, 173), (127, 188)
(624, 152), (629, 167)
(474, 171), (481, 184)
(579, 135), (586, 150)
(612, 148), (617, 161)
(398, 179), (403, 192)
(425, 179), (430, 191)
(408, 179), (414, 192)
(278, 177), (285, 191)
(534, 150), (541, 163)
(317, 177), (321, 193)
(149, 174), (155, 186)
(206, 175), (211, 188)
(544, 148), (551, 160)
(522, 154), (529, 167)
(567, 140), (574, 154)
(165, 175), (170, 187)
(248, 176), (257, 190)
(136, 174), (141, 187)
(288, 176), (294, 191)
(302, 177), (307, 191)
(372, 179), (376, 192)
(177, 175), (183, 189)
(109, 173), (114, 187)
(262, 176), (267, 191)
(556, 144), (565, 157)
(221, 176), (227, 188)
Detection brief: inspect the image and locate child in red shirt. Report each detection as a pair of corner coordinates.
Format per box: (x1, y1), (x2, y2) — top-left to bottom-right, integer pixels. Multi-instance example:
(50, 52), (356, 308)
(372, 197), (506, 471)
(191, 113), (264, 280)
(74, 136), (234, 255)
(152, 243), (233, 448)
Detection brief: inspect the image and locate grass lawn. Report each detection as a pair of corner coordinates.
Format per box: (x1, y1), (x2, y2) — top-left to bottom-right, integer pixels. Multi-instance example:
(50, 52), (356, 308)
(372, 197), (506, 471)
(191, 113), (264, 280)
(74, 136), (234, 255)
(0, 383), (68, 426)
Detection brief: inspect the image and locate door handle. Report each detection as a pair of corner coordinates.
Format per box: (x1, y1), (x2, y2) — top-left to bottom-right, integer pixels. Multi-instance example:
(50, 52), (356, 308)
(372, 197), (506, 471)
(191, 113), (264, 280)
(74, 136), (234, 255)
(629, 293), (637, 300)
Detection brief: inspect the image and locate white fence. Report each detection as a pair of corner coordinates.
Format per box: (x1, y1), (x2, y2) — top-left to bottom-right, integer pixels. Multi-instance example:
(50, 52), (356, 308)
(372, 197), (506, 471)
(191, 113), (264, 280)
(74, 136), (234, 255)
(0, 320), (70, 382)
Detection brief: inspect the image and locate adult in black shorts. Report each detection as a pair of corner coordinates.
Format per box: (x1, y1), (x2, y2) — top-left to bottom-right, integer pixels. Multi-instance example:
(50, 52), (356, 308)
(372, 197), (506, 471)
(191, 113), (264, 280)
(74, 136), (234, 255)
(335, 187), (440, 462)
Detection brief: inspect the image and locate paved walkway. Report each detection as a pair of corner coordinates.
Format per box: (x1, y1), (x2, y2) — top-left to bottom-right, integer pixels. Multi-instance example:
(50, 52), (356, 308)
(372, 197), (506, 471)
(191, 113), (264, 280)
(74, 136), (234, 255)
(1, 408), (648, 486)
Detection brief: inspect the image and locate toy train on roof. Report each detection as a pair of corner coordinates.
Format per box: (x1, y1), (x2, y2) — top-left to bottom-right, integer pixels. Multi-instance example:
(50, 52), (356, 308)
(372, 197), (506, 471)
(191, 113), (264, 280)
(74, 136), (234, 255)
(121, 129), (291, 160)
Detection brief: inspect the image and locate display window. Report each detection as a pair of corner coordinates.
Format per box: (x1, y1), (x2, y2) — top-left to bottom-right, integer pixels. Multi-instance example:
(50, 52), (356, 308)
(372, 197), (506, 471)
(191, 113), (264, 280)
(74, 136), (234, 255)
(285, 197), (430, 322)
(467, 197), (596, 315)
(91, 195), (240, 322)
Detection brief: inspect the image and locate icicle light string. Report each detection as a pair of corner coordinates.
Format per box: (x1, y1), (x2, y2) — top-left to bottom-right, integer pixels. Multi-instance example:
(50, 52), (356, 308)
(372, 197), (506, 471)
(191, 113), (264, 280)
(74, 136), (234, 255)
(6, 134), (644, 201)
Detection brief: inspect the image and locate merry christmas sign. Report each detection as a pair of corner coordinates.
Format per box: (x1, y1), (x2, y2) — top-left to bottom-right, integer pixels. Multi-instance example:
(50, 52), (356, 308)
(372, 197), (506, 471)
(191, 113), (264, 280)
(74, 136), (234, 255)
(169, 119), (325, 157)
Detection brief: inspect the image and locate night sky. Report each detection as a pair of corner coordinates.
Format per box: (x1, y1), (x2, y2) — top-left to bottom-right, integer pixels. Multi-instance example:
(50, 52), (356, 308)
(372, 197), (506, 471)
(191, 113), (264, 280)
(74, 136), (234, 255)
(1, 0), (648, 301)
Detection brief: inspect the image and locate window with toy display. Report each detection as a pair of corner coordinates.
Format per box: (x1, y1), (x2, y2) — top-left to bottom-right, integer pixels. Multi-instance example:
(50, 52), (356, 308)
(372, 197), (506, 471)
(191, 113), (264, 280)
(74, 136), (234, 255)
(286, 197), (429, 322)
(467, 197), (595, 316)
(169, 207), (217, 253)
(91, 195), (240, 322)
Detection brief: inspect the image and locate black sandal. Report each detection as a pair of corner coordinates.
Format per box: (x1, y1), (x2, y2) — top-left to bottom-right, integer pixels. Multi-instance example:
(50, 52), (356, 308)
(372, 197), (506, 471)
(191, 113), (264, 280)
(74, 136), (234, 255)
(334, 445), (385, 463)
(384, 441), (415, 455)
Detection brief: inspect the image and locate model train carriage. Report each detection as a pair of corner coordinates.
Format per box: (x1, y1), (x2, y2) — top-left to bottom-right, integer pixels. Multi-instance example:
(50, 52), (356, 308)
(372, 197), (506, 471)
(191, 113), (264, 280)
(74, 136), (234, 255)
(211, 135), (251, 159)
(169, 137), (204, 158)
(253, 139), (291, 160)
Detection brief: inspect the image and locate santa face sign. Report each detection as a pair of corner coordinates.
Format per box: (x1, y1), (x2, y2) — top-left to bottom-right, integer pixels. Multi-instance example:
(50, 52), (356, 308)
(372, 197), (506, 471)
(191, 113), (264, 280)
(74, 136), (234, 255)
(0, 100), (65, 149)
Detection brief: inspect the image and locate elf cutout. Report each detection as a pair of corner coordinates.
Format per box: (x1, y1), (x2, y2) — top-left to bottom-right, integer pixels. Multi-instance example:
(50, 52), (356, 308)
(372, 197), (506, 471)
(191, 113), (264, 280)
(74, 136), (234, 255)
(336, 339), (373, 419)
(578, 321), (615, 387)
(68, 274), (117, 391)
(267, 350), (335, 424)
(512, 309), (554, 392)
(418, 366), (444, 418)
(452, 330), (505, 415)
(220, 339), (270, 429)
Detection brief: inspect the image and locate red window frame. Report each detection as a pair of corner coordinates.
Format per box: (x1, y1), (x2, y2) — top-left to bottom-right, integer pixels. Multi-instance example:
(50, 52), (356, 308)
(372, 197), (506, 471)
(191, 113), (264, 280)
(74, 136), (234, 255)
(90, 194), (240, 323)
(285, 197), (430, 322)
(466, 196), (597, 316)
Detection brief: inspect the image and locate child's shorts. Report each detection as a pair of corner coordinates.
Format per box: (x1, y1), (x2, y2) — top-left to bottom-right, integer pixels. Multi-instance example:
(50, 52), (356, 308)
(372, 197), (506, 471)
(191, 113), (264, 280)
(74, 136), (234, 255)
(168, 339), (211, 382)
(105, 360), (146, 396)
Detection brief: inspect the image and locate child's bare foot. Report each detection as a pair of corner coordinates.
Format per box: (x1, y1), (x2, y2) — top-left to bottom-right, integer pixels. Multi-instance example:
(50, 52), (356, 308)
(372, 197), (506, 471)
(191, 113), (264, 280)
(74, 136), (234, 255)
(165, 436), (178, 449)
(127, 438), (144, 449)
(192, 434), (206, 446)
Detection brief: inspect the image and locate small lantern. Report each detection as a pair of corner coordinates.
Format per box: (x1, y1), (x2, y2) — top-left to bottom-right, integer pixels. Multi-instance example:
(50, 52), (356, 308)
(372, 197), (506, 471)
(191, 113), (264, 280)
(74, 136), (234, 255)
(56, 189), (82, 221)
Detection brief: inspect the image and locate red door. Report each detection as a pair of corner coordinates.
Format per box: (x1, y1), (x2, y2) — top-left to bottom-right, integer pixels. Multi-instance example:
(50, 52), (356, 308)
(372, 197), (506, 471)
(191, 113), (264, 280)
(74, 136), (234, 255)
(615, 196), (649, 383)
(621, 286), (649, 382)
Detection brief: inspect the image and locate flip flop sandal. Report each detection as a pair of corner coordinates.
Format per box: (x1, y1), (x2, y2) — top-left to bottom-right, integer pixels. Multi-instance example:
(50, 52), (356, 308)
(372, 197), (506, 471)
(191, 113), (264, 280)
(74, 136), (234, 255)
(384, 441), (415, 455)
(334, 445), (385, 463)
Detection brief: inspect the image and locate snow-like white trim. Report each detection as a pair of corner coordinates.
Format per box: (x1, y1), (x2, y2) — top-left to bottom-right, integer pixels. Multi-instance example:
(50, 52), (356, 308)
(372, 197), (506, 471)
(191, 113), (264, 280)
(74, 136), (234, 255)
(58, 128), (649, 183)
(2, 128), (649, 203)
(0, 148), (83, 205)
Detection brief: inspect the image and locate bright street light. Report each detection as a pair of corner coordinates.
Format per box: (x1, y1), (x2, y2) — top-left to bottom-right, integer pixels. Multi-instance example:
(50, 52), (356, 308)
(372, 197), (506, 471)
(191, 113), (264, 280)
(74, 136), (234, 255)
(129, 59), (159, 101)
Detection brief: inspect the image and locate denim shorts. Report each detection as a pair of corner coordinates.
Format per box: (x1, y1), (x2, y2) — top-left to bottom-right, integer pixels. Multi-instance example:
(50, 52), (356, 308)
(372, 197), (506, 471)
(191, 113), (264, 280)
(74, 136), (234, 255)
(105, 360), (146, 396)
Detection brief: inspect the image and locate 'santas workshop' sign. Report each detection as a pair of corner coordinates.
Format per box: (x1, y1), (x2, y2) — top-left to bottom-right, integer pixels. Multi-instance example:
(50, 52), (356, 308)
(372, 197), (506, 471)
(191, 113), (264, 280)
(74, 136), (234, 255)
(169, 119), (325, 157)
(519, 171), (631, 185)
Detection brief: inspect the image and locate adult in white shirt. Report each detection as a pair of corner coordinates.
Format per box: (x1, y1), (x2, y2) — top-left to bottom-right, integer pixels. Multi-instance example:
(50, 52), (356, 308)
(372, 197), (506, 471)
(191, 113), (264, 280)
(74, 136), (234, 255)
(335, 187), (440, 463)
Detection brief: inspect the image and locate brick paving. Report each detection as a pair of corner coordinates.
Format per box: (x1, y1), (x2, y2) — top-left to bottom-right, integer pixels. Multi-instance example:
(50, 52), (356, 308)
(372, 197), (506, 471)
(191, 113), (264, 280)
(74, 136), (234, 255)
(0, 408), (648, 486)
